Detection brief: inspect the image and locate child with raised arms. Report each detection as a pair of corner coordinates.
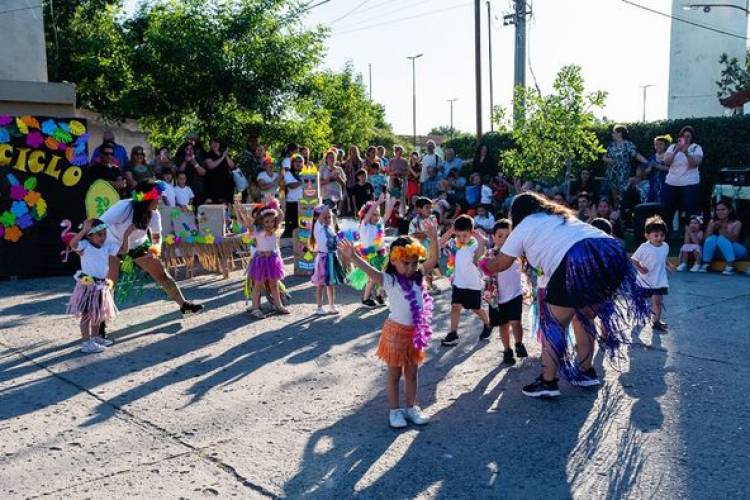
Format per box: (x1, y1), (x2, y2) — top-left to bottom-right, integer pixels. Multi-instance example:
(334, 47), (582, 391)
(339, 221), (439, 428)
(439, 215), (492, 347)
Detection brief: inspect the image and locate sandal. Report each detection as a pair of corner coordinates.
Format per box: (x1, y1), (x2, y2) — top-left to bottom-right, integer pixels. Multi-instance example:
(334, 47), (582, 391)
(274, 307), (291, 315)
(249, 309), (266, 319)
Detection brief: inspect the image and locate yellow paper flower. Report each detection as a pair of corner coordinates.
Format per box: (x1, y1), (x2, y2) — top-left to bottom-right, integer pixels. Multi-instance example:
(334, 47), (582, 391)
(241, 234), (251, 245)
(147, 245), (161, 257)
(34, 198), (47, 216)
(164, 234), (175, 245)
(80, 275), (94, 285)
(106, 279), (114, 289)
(69, 120), (86, 136)
(15, 117), (28, 134)
(203, 234), (215, 245)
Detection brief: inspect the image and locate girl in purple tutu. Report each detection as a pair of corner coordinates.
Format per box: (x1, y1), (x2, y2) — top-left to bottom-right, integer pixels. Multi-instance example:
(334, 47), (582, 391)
(310, 204), (345, 315)
(67, 218), (131, 354)
(235, 198), (289, 318)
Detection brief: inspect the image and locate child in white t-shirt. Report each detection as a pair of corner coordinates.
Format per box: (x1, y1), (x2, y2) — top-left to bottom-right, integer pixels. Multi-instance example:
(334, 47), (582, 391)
(339, 223), (439, 429)
(408, 196), (440, 294)
(631, 216), (675, 332)
(67, 219), (131, 354)
(159, 169), (176, 206)
(439, 215), (492, 347)
(474, 205), (495, 233)
(483, 219), (528, 365)
(174, 171), (195, 211)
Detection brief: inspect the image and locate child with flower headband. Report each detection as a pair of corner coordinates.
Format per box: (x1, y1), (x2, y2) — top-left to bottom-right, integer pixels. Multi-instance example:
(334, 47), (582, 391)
(310, 204), (345, 315)
(438, 215), (492, 347)
(234, 197), (289, 318)
(677, 215), (704, 272)
(67, 218), (131, 353)
(339, 221), (439, 429)
(349, 194), (397, 307)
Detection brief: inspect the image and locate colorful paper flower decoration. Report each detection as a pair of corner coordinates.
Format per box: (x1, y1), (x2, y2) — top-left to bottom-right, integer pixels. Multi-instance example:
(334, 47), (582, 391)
(1, 174), (48, 243)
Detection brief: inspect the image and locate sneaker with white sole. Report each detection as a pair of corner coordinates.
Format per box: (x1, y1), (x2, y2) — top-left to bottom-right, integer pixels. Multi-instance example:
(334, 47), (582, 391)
(404, 405), (429, 425)
(676, 263), (688, 272)
(570, 367), (601, 387)
(93, 336), (114, 347)
(722, 265), (735, 276)
(81, 339), (106, 354)
(698, 263), (709, 273)
(328, 306), (340, 315)
(690, 263), (701, 272)
(522, 375), (560, 397)
(315, 307), (328, 316)
(389, 409), (407, 428)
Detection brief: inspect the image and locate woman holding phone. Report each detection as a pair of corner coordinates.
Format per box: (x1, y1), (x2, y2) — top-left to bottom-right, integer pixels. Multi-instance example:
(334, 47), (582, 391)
(662, 126), (703, 230)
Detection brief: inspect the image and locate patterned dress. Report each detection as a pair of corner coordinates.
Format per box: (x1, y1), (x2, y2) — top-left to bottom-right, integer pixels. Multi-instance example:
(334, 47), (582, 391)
(606, 140), (638, 193)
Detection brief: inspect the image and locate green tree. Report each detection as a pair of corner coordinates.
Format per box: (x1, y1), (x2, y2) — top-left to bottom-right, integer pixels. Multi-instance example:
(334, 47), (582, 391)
(500, 65), (607, 184)
(717, 50), (750, 97)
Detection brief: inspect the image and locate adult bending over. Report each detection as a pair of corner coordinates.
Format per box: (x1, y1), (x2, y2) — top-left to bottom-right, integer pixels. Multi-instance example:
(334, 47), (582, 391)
(484, 192), (649, 398)
(103, 180), (204, 317)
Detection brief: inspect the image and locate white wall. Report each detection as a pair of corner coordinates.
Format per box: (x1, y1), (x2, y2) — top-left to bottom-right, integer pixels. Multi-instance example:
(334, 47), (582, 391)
(668, 0), (748, 118)
(0, 0), (48, 82)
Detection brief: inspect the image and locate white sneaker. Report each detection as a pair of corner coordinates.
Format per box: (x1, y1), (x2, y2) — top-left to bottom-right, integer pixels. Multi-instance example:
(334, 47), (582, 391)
(676, 263), (688, 272)
(93, 336), (113, 347)
(722, 265), (735, 276)
(389, 409), (407, 429)
(698, 264), (709, 273)
(690, 263), (701, 272)
(327, 306), (340, 315)
(81, 340), (106, 354)
(315, 307), (328, 316)
(404, 405), (429, 425)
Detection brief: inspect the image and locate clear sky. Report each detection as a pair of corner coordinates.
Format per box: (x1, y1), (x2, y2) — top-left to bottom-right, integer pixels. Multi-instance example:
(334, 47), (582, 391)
(124, 0), (750, 136)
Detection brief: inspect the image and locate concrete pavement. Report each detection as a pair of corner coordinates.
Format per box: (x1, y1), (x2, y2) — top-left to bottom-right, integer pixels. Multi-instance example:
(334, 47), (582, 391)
(1, 267), (749, 498)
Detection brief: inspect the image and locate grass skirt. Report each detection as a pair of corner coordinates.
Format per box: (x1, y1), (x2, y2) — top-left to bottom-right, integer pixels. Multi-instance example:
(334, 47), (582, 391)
(377, 319), (425, 367)
(248, 252), (285, 282)
(311, 252), (345, 286)
(67, 274), (118, 325)
(540, 237), (650, 381)
(347, 252), (387, 290)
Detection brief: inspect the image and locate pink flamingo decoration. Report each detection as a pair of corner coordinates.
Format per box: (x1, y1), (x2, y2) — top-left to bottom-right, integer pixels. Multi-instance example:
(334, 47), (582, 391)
(60, 219), (74, 262)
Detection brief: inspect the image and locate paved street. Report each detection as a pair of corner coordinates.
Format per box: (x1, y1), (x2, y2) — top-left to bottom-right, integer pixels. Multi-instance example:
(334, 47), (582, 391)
(1, 264), (749, 499)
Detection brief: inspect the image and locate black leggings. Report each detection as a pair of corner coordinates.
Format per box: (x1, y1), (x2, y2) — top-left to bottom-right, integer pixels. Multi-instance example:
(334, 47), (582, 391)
(282, 201), (299, 237)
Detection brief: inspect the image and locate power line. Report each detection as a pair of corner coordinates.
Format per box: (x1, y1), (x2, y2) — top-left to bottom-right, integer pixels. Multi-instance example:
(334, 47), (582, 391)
(621, 0), (749, 41)
(332, 0), (437, 26)
(299, 0), (335, 15)
(526, 0), (541, 93)
(332, 2), (472, 37)
(329, 0), (372, 24)
(343, 0), (401, 18)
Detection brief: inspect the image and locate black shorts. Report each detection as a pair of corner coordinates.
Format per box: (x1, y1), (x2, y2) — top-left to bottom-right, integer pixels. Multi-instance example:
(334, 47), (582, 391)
(451, 286), (482, 310)
(489, 295), (523, 326)
(641, 287), (668, 297)
(545, 255), (573, 307)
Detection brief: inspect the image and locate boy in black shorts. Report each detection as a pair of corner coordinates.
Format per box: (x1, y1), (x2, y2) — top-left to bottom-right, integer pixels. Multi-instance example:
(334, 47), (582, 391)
(484, 220), (528, 364)
(440, 215), (492, 346)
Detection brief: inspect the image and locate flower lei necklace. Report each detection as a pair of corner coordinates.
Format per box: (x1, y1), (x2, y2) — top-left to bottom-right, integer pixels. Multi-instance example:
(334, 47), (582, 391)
(445, 237), (477, 278)
(356, 222), (385, 258)
(393, 271), (433, 349)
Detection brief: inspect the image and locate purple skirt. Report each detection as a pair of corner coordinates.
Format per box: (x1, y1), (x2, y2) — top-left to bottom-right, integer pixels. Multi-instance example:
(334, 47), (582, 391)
(311, 252), (346, 286)
(248, 252), (285, 282)
(67, 275), (118, 325)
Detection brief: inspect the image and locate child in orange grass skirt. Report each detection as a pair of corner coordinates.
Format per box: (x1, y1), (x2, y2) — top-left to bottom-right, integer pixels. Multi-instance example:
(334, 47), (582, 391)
(339, 221), (439, 429)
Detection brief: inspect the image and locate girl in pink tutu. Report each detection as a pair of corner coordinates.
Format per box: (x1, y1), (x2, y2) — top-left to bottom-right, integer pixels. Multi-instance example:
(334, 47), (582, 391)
(67, 219), (130, 354)
(310, 204), (345, 315)
(235, 199), (289, 318)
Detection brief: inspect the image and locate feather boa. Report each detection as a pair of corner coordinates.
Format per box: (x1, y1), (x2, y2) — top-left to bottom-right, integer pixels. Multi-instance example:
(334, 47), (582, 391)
(394, 271), (433, 349)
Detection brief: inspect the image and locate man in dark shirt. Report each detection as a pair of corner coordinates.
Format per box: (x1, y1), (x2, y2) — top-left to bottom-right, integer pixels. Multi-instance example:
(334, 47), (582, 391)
(89, 142), (127, 196)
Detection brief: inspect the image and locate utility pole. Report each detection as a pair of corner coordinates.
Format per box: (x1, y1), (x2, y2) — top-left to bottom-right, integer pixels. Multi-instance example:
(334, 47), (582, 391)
(407, 54), (424, 151)
(504, 1), (531, 123)
(486, 1), (494, 132)
(474, 0), (483, 140)
(640, 84), (653, 122)
(369, 63), (373, 100)
(447, 98), (458, 138)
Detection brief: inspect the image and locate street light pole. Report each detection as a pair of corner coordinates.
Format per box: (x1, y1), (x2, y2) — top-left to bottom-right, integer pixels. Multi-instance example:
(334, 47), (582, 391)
(640, 84), (653, 122)
(447, 98), (458, 138)
(486, 0), (494, 132)
(407, 54), (424, 151)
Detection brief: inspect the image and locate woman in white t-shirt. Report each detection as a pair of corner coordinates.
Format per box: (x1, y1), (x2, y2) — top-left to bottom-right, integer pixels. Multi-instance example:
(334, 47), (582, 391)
(100, 180), (204, 321)
(663, 125), (703, 229)
(256, 160), (280, 199)
(485, 192), (649, 398)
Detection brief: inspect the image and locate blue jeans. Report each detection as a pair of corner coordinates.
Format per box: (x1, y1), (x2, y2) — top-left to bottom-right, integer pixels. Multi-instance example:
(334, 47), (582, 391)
(702, 235), (748, 264)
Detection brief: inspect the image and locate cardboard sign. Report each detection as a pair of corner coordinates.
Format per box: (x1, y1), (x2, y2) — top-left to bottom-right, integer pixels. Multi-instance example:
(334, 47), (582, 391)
(0, 116), (88, 278)
(294, 165), (320, 275)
